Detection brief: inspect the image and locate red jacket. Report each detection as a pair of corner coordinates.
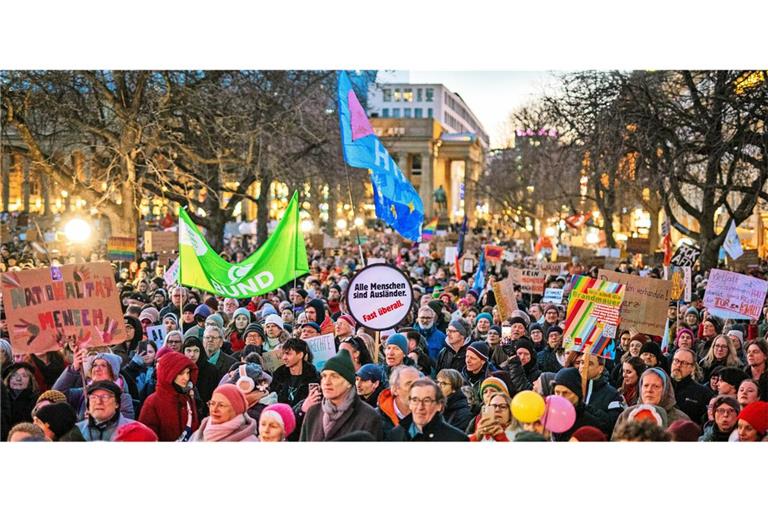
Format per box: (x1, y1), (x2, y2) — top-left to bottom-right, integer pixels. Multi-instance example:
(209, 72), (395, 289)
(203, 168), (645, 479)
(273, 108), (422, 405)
(138, 352), (199, 442)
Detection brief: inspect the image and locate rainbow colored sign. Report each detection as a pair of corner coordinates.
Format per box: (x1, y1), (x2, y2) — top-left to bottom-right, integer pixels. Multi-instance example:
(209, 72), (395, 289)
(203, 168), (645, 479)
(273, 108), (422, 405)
(563, 275), (625, 359)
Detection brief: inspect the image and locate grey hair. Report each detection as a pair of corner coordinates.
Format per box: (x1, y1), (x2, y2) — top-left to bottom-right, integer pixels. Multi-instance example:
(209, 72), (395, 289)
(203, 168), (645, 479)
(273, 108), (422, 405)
(0, 338), (12, 362)
(203, 325), (225, 339)
(390, 364), (422, 388)
(409, 378), (446, 407)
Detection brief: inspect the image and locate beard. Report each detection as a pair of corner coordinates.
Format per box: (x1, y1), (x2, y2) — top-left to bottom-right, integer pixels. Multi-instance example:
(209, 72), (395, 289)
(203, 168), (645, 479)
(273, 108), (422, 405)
(418, 321), (434, 330)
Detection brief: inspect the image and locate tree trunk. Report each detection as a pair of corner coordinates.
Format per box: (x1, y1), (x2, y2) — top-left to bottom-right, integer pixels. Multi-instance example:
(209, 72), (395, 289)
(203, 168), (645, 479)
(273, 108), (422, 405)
(326, 183), (338, 236)
(699, 235), (720, 272)
(256, 175), (272, 247)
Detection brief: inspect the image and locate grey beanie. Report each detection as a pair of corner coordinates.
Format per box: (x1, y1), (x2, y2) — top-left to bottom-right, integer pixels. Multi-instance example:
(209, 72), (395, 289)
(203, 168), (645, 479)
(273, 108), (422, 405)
(449, 319), (469, 338)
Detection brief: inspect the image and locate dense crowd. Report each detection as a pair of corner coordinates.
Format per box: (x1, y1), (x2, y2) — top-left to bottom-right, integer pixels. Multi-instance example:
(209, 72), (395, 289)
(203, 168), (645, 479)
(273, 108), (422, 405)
(1, 226), (767, 443)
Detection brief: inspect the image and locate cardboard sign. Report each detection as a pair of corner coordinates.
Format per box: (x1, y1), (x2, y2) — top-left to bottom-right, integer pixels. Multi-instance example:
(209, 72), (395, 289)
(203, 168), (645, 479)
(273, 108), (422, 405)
(563, 275), (625, 359)
(147, 324), (168, 348)
(306, 333), (337, 371)
(492, 277), (517, 320)
(669, 266), (692, 302)
(542, 287), (564, 304)
(107, 236), (136, 262)
(597, 269), (672, 337)
(670, 243), (701, 267)
(509, 268), (546, 295)
(1, 262), (126, 354)
(346, 264), (413, 331)
(703, 269), (768, 321)
(537, 262), (565, 276)
(144, 231), (178, 254)
(261, 348), (284, 373)
(626, 237), (651, 254)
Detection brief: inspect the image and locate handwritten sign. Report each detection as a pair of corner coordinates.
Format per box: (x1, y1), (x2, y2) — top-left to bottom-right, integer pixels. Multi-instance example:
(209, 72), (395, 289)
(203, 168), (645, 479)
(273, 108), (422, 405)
(306, 333), (337, 371)
(492, 277), (517, 320)
(597, 269), (671, 337)
(144, 231), (178, 254)
(703, 269), (768, 321)
(261, 348), (284, 373)
(509, 268), (546, 295)
(563, 275), (625, 359)
(670, 243), (701, 267)
(1, 262), (126, 354)
(669, 266), (692, 302)
(537, 262), (565, 276)
(147, 325), (168, 348)
(542, 287), (564, 304)
(346, 264), (413, 331)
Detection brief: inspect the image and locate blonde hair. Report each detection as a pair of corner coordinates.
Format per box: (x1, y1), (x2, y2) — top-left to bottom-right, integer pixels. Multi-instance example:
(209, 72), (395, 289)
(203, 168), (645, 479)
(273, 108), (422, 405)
(701, 334), (740, 369)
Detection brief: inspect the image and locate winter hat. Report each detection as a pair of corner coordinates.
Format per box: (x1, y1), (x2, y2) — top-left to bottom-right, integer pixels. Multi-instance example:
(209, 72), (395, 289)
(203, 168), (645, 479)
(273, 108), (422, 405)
(139, 307), (160, 324)
(86, 353), (122, 380)
(480, 376), (510, 399)
(630, 333), (649, 344)
(640, 342), (664, 361)
(162, 312), (179, 326)
(510, 310), (531, 325)
(212, 383), (249, 416)
(114, 422), (159, 442)
(467, 341), (490, 362)
(227, 362), (272, 388)
(514, 431), (547, 442)
(570, 426), (607, 442)
(489, 325), (502, 336)
(307, 299), (327, 324)
(737, 401), (768, 436)
(183, 328), (202, 344)
(528, 324), (544, 335)
(427, 300), (445, 318)
(233, 308), (252, 323)
(337, 314), (357, 329)
(264, 314), (285, 331)
(449, 319), (469, 338)
(667, 419), (701, 442)
(475, 312), (493, 325)
(547, 325), (564, 337)
(36, 389), (68, 405)
(726, 330), (744, 345)
(244, 322), (265, 341)
(302, 321), (321, 333)
(627, 404), (668, 427)
(685, 307), (699, 319)
(35, 402), (77, 439)
(515, 338), (536, 359)
(153, 288), (168, 300)
(295, 288), (308, 299)
(553, 367), (583, 401)
(206, 313), (224, 329)
(543, 304), (559, 316)
(509, 316), (528, 329)
(716, 367), (748, 390)
(356, 364), (383, 383)
(704, 316), (722, 334)
(86, 380), (122, 401)
(279, 301), (293, 312)
(155, 346), (174, 361)
(467, 289), (480, 300)
(386, 334), (408, 355)
(641, 368), (671, 395)
(675, 327), (695, 345)
(261, 403), (297, 437)
(183, 303), (198, 314)
(193, 304), (212, 320)
(261, 303), (278, 317)
(322, 349), (356, 386)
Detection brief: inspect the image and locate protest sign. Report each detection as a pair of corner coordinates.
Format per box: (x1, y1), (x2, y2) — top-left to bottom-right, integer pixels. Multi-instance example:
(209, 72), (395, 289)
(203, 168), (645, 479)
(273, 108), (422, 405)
(107, 236), (136, 261)
(419, 243), (431, 258)
(164, 258), (180, 287)
(670, 243), (701, 267)
(147, 324), (167, 348)
(537, 262), (565, 276)
(366, 257), (386, 266)
(261, 348), (284, 373)
(1, 262), (126, 354)
(306, 333), (337, 371)
(144, 231), (178, 254)
(703, 269), (768, 321)
(444, 246), (458, 265)
(346, 264), (413, 331)
(669, 266), (692, 302)
(542, 287), (564, 304)
(597, 269), (671, 337)
(509, 268), (546, 295)
(484, 245), (504, 263)
(492, 277), (517, 320)
(462, 257), (475, 274)
(563, 275), (625, 359)
(625, 237), (651, 254)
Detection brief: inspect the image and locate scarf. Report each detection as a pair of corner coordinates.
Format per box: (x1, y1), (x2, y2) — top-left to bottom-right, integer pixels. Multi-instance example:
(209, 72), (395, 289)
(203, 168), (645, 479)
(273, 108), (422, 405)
(200, 414), (257, 442)
(321, 387), (356, 437)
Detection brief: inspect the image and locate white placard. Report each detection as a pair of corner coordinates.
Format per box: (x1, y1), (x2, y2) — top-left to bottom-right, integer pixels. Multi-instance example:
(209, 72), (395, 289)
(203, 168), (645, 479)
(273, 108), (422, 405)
(542, 288), (564, 304)
(419, 243), (431, 258)
(164, 258), (179, 286)
(346, 264), (413, 331)
(147, 325), (168, 348)
(306, 333), (337, 371)
(444, 246), (458, 265)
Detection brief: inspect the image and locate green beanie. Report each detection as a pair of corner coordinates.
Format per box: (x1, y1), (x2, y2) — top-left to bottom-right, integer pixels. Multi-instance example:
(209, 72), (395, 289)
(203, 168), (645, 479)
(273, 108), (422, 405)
(322, 348), (356, 386)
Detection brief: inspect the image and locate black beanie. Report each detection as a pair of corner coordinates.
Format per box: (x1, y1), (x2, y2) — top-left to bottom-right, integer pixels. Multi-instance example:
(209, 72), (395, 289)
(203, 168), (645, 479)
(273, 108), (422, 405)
(553, 367), (583, 401)
(467, 341), (490, 362)
(547, 325), (564, 337)
(322, 349), (356, 386)
(183, 303), (198, 314)
(243, 322), (265, 341)
(35, 402), (77, 439)
(307, 299), (327, 324)
(515, 338), (536, 358)
(640, 341), (664, 361)
(716, 367), (748, 389)
(509, 316), (528, 329)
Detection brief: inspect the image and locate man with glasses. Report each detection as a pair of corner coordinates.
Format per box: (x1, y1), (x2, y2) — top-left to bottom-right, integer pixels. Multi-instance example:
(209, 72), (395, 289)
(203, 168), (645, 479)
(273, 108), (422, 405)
(76, 381), (137, 441)
(435, 319), (471, 374)
(699, 395), (740, 441)
(164, 331), (184, 354)
(388, 378), (468, 441)
(413, 306), (446, 361)
(203, 325), (237, 382)
(670, 347), (713, 425)
(160, 286), (187, 322)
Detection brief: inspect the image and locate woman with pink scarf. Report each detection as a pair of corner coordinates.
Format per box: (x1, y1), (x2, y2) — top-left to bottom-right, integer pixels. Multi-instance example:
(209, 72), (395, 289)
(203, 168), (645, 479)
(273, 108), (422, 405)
(190, 384), (258, 442)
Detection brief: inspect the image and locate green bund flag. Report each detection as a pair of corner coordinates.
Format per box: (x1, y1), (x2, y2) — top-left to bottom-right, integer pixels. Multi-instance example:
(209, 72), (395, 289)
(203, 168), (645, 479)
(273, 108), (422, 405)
(178, 192), (309, 298)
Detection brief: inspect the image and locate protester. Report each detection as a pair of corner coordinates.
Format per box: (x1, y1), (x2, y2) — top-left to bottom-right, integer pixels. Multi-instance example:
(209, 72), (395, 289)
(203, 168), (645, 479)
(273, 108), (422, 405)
(189, 383), (258, 442)
(33, 402), (84, 442)
(76, 381), (137, 441)
(259, 403), (296, 442)
(699, 395), (740, 442)
(355, 363), (383, 408)
(735, 400), (768, 442)
(388, 378), (468, 441)
(436, 368), (473, 431)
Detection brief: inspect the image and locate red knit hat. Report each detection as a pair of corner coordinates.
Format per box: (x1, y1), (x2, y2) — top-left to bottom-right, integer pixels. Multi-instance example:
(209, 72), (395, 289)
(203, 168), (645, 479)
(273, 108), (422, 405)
(114, 422), (159, 442)
(337, 314), (357, 329)
(213, 384), (248, 416)
(261, 403), (297, 437)
(667, 420), (701, 442)
(570, 426), (607, 442)
(738, 401), (768, 436)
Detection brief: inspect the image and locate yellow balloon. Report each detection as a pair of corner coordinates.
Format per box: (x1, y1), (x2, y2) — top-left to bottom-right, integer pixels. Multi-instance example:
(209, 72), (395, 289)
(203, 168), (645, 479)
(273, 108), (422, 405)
(510, 390), (546, 423)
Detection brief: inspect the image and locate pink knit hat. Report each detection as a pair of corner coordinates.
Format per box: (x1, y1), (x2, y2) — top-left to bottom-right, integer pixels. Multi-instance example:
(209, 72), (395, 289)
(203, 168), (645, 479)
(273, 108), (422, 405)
(261, 403), (297, 437)
(213, 384), (249, 416)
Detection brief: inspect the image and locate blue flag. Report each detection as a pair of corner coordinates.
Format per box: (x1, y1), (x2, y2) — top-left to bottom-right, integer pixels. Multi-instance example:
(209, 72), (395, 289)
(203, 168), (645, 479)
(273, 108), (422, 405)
(456, 213), (468, 257)
(471, 245), (486, 296)
(337, 71), (424, 241)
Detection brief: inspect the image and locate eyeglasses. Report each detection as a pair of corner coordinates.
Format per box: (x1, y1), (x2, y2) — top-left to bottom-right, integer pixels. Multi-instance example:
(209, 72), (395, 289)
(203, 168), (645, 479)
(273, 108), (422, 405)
(408, 397), (437, 407)
(436, 380), (451, 387)
(446, 328), (459, 334)
(91, 363), (110, 369)
(89, 393), (115, 403)
(207, 401), (231, 410)
(714, 344), (729, 350)
(671, 359), (693, 367)
(714, 407), (736, 416)
(487, 403), (508, 411)
(418, 316), (434, 321)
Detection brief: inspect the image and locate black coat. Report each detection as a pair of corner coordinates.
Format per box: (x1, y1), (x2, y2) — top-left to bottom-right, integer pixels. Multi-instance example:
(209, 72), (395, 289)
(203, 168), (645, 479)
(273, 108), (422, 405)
(388, 412), (468, 441)
(553, 403), (608, 441)
(507, 356), (541, 396)
(435, 342), (469, 374)
(210, 350), (238, 382)
(6, 387), (38, 429)
(537, 346), (563, 374)
(442, 391), (473, 432)
(272, 361), (320, 407)
(583, 375), (625, 433)
(672, 375), (714, 426)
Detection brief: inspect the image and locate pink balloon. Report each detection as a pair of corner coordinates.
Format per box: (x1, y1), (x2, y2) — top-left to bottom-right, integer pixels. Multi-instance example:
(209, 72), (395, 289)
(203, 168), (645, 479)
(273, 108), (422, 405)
(542, 395), (576, 434)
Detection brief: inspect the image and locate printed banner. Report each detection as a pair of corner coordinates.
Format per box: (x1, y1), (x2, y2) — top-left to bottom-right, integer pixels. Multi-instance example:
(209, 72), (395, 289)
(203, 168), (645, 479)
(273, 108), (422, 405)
(597, 269), (671, 337)
(306, 333), (337, 371)
(670, 243), (701, 267)
(1, 262), (126, 354)
(346, 264), (413, 330)
(147, 324), (168, 348)
(107, 236), (136, 262)
(542, 287), (564, 304)
(509, 268), (547, 295)
(703, 269), (768, 321)
(563, 275), (625, 359)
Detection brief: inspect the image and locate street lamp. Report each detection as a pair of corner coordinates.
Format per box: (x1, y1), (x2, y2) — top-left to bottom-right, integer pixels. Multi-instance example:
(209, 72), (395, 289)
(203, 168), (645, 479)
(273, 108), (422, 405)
(354, 217), (364, 228)
(63, 217), (92, 244)
(300, 219), (314, 233)
(336, 218), (348, 231)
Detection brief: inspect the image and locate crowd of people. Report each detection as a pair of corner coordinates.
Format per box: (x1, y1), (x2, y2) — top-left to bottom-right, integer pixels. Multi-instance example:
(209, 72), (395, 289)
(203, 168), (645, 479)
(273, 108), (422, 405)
(1, 225), (767, 443)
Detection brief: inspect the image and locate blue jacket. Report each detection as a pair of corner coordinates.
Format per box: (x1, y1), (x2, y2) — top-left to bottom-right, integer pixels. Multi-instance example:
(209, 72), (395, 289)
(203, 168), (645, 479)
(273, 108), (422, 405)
(414, 324), (446, 361)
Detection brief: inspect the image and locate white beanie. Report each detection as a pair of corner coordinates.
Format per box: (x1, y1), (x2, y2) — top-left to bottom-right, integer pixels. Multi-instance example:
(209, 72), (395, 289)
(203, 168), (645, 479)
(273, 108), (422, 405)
(264, 314), (284, 331)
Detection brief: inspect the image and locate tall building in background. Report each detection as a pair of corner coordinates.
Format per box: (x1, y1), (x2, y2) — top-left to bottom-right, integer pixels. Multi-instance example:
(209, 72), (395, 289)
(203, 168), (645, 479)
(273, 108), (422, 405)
(367, 82), (489, 225)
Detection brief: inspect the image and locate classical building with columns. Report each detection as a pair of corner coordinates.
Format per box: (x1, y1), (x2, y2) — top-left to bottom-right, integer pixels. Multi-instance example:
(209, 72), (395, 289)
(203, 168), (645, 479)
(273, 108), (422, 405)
(367, 83), (488, 226)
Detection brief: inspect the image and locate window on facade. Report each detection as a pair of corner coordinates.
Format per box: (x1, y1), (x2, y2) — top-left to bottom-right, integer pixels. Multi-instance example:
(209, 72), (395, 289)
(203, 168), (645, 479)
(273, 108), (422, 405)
(425, 88), (434, 102)
(404, 108), (412, 118)
(383, 88), (392, 102)
(394, 88), (401, 101)
(411, 154), (422, 170)
(382, 108), (389, 117)
(416, 88), (423, 102)
(414, 108), (423, 118)
(392, 108), (400, 118)
(427, 108), (433, 118)
(403, 88), (413, 102)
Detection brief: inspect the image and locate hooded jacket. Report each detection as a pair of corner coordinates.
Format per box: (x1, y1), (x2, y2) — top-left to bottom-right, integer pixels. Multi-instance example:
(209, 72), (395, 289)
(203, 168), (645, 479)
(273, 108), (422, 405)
(182, 337), (220, 409)
(307, 299), (335, 335)
(138, 351), (200, 441)
(413, 323), (446, 361)
(612, 368), (691, 438)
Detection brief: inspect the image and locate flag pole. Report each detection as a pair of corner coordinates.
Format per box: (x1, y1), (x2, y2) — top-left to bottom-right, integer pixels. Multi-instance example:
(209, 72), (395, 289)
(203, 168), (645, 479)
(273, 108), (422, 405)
(344, 163), (366, 266)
